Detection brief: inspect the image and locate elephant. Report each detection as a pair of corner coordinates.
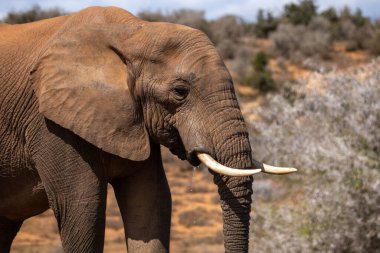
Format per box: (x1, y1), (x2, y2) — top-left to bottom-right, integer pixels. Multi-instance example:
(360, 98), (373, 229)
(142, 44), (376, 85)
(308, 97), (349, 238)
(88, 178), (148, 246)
(0, 6), (296, 253)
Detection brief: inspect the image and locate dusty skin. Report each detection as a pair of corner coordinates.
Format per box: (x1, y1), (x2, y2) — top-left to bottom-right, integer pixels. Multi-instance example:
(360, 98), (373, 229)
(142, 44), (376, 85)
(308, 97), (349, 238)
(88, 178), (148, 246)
(0, 6), (297, 253)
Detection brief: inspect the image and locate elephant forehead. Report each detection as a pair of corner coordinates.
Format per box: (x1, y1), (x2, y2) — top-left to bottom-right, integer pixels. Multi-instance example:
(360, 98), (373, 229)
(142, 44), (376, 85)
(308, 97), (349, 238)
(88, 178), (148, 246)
(141, 23), (214, 57)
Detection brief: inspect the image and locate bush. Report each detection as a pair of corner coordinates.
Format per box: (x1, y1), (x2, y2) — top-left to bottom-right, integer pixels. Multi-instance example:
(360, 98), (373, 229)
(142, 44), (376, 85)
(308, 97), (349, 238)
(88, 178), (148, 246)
(283, 0), (317, 25)
(138, 9), (213, 41)
(3, 5), (64, 24)
(339, 20), (373, 51)
(367, 28), (380, 55)
(244, 52), (276, 93)
(248, 71), (276, 92)
(351, 8), (370, 27)
(307, 16), (331, 32)
(330, 6), (373, 50)
(211, 15), (244, 44)
(300, 17), (332, 58)
(216, 39), (236, 59)
(254, 9), (279, 38)
(249, 60), (380, 252)
(137, 10), (167, 22)
(271, 24), (303, 58)
(230, 46), (255, 82)
(168, 9), (213, 41)
(271, 22), (332, 61)
(211, 15), (245, 59)
(252, 51), (269, 72)
(300, 30), (331, 58)
(320, 7), (339, 24)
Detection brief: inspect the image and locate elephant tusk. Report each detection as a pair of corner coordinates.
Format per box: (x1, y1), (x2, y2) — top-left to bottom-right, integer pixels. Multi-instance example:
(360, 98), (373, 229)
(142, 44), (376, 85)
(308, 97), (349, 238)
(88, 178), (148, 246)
(196, 153), (262, 176)
(196, 153), (298, 176)
(252, 159), (298, 174)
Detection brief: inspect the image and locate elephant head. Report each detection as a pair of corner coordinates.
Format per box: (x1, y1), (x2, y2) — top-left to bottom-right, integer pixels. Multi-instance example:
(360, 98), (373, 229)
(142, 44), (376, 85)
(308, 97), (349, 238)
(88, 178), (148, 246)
(31, 8), (295, 252)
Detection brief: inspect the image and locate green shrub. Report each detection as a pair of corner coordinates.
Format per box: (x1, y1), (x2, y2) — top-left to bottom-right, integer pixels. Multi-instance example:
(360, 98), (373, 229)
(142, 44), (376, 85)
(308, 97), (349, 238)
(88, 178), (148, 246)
(283, 0), (317, 25)
(254, 9), (279, 38)
(351, 8), (369, 27)
(320, 7), (339, 24)
(244, 51), (276, 92)
(367, 29), (380, 55)
(248, 71), (276, 92)
(252, 51), (268, 72)
(339, 19), (373, 51)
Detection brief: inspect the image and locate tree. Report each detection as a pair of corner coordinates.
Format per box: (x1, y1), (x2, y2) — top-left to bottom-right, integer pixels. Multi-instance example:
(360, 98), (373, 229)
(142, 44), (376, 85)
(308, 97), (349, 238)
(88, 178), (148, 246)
(254, 9), (279, 38)
(320, 7), (339, 24)
(246, 52), (276, 93)
(352, 8), (369, 27)
(2, 5), (64, 24)
(283, 0), (317, 25)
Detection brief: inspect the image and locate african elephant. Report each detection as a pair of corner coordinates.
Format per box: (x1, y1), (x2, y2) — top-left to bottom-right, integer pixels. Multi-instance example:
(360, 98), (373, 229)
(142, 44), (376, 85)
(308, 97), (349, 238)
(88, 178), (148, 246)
(0, 6), (295, 253)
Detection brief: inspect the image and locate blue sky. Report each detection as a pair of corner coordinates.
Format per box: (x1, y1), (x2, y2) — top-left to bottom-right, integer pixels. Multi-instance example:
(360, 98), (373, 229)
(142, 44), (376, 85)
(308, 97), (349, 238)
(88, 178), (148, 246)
(1, 0), (379, 20)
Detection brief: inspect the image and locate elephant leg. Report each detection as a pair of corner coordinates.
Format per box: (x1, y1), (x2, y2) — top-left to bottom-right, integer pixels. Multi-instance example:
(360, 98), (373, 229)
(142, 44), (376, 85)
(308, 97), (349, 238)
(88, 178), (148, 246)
(0, 217), (23, 253)
(32, 122), (108, 253)
(112, 148), (171, 253)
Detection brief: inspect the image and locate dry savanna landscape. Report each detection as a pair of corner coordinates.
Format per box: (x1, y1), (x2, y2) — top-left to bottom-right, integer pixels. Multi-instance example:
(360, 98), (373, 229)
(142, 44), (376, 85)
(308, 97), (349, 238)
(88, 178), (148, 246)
(3, 1), (380, 252)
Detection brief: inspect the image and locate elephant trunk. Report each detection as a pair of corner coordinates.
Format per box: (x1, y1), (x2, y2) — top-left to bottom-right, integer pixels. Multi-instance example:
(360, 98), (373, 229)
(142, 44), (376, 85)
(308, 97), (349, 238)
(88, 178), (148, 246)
(214, 173), (252, 252)
(211, 118), (253, 253)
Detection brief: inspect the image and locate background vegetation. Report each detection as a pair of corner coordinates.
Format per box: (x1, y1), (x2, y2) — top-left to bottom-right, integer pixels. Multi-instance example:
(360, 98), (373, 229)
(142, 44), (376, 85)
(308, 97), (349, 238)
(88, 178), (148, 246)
(3, 1), (379, 252)
(249, 61), (380, 252)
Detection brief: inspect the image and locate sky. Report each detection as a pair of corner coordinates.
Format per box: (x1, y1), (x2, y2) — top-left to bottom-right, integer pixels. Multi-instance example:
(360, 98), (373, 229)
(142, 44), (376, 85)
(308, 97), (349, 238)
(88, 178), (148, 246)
(1, 0), (379, 21)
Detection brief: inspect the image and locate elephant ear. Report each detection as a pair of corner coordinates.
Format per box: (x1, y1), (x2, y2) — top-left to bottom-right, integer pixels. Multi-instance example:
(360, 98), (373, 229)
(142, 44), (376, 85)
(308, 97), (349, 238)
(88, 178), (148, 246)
(31, 25), (150, 161)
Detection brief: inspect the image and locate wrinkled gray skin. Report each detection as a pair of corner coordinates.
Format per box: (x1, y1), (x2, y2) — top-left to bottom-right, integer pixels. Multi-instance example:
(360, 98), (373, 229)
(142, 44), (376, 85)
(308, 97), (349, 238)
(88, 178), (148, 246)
(0, 7), (253, 253)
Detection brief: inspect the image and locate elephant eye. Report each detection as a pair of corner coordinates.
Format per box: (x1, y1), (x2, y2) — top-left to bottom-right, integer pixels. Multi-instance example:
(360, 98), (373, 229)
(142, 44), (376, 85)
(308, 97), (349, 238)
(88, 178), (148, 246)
(172, 85), (189, 101)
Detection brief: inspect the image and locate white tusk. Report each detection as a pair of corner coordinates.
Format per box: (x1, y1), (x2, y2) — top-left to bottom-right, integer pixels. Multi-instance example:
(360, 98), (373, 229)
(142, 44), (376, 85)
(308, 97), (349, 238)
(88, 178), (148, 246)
(252, 159), (298, 175)
(196, 153), (262, 177)
(196, 152), (298, 176)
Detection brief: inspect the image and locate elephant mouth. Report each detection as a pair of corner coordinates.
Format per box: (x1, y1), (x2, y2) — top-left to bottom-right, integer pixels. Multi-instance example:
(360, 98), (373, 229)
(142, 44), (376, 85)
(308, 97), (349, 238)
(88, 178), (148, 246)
(166, 130), (202, 166)
(167, 132), (188, 161)
(168, 142), (201, 167)
(169, 145), (186, 160)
